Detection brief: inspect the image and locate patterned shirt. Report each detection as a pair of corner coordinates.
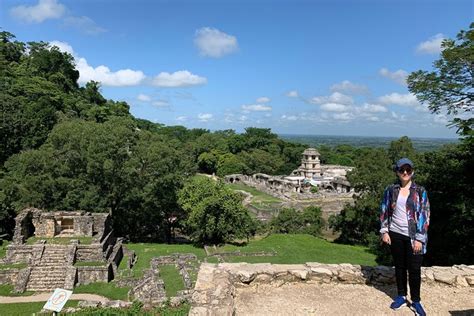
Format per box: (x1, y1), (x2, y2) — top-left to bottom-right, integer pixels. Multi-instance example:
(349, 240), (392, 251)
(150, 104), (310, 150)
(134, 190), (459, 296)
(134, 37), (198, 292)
(379, 182), (431, 254)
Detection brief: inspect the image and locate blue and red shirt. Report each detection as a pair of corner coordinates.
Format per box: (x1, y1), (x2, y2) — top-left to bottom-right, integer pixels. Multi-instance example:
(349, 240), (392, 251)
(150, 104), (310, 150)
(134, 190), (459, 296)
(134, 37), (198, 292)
(379, 182), (431, 254)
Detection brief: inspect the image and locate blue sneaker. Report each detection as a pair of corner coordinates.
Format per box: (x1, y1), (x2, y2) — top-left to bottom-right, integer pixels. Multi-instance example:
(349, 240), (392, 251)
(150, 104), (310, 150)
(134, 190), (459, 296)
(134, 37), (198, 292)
(411, 301), (426, 316)
(390, 296), (407, 310)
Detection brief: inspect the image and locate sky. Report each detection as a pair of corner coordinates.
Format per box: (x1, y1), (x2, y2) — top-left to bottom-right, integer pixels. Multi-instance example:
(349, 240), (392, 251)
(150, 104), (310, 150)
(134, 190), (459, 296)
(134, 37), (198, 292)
(1, 0), (472, 138)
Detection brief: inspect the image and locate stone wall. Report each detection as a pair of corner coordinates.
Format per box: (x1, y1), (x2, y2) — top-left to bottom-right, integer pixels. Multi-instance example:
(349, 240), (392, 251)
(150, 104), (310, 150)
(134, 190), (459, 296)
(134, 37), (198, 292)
(0, 269), (21, 284)
(73, 216), (94, 236)
(76, 264), (112, 285)
(75, 245), (104, 262)
(189, 262), (474, 315)
(4, 244), (43, 264)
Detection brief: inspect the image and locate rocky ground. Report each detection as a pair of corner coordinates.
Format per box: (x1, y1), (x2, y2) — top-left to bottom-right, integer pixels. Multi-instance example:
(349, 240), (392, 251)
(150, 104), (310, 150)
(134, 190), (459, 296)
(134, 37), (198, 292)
(235, 282), (474, 315)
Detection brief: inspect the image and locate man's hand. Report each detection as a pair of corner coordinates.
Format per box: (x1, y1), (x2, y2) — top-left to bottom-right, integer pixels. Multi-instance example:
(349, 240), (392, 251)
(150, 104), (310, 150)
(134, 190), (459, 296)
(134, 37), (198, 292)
(382, 233), (391, 245)
(413, 240), (422, 254)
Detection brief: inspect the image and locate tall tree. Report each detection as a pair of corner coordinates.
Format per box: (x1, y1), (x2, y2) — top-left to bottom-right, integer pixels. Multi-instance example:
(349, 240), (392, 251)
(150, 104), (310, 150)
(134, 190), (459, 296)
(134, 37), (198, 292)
(407, 23), (473, 135)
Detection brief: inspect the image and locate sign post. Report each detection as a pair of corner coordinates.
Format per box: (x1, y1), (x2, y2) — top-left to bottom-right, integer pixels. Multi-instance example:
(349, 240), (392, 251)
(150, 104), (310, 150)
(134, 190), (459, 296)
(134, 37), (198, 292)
(43, 288), (73, 315)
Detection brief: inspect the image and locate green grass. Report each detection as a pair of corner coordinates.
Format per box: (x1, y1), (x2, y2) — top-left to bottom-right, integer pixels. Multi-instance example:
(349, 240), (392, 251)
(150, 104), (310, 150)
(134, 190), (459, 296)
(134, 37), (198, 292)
(74, 261), (106, 267)
(26, 236), (93, 245)
(219, 234), (377, 266)
(226, 182), (282, 203)
(159, 265), (184, 297)
(74, 282), (130, 300)
(0, 240), (9, 259)
(0, 284), (35, 296)
(0, 263), (27, 270)
(124, 243), (206, 278)
(0, 300), (79, 316)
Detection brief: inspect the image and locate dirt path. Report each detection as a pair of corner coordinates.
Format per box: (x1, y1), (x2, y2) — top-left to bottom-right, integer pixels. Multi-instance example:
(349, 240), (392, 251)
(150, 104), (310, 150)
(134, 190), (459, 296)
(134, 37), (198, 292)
(235, 283), (474, 315)
(0, 293), (110, 304)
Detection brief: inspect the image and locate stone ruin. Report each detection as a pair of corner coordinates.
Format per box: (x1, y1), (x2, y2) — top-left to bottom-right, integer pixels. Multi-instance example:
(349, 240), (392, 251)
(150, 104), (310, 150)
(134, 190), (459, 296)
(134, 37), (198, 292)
(225, 148), (353, 200)
(190, 262), (474, 315)
(0, 208), (123, 293)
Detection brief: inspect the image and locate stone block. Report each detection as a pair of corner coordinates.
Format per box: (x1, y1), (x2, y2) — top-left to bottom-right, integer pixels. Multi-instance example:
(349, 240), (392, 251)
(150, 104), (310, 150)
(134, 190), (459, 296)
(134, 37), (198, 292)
(434, 272), (456, 285)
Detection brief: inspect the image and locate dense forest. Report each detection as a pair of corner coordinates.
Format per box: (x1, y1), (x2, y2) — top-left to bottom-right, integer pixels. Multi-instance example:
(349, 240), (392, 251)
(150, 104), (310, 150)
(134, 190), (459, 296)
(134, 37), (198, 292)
(0, 24), (472, 266)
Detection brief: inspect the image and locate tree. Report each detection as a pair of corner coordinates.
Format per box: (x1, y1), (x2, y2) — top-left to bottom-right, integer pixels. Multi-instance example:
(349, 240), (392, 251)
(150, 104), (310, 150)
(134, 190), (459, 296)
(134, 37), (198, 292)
(388, 136), (416, 164)
(178, 177), (256, 245)
(407, 23), (473, 135)
(270, 206), (325, 237)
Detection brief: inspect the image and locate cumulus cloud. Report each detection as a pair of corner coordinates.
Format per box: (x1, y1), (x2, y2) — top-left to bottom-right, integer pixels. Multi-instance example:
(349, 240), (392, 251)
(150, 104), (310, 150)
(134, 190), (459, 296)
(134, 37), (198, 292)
(379, 68), (409, 85)
(378, 93), (419, 107)
(176, 116), (187, 122)
(242, 104), (272, 112)
(416, 33), (445, 55)
(311, 92), (353, 105)
(330, 80), (368, 94)
(332, 112), (353, 121)
(281, 114), (298, 121)
(256, 97), (270, 103)
(137, 94), (151, 102)
(198, 113), (213, 122)
(63, 16), (107, 35)
(49, 40), (145, 86)
(194, 27), (238, 58)
(433, 114), (448, 124)
(360, 103), (388, 113)
(287, 90), (299, 98)
(49, 40), (74, 55)
(152, 71), (207, 88)
(10, 0), (65, 23)
(320, 103), (350, 112)
(77, 58), (145, 86)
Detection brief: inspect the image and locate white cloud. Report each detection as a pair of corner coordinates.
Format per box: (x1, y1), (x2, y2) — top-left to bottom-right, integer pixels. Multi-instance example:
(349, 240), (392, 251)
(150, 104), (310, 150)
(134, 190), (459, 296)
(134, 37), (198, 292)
(379, 68), (409, 85)
(378, 93), (419, 107)
(77, 57), (145, 86)
(10, 0), (65, 23)
(360, 103), (388, 113)
(152, 100), (169, 107)
(287, 90), (299, 98)
(366, 116), (380, 122)
(137, 94), (151, 102)
(198, 113), (213, 122)
(332, 112), (353, 121)
(256, 97), (270, 103)
(49, 40), (146, 86)
(320, 103), (350, 112)
(152, 70), (207, 87)
(281, 114), (298, 121)
(310, 92), (353, 105)
(238, 115), (248, 122)
(176, 116), (187, 122)
(330, 80), (368, 94)
(63, 16), (106, 35)
(49, 40), (74, 55)
(416, 33), (445, 55)
(242, 104), (272, 112)
(433, 114), (448, 124)
(194, 27), (238, 58)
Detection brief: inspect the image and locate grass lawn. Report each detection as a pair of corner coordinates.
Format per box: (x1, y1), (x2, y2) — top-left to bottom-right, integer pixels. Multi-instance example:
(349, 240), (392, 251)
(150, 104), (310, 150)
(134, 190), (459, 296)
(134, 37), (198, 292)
(226, 182), (282, 204)
(159, 265), (184, 297)
(0, 284), (35, 296)
(124, 243), (206, 278)
(74, 282), (130, 301)
(0, 300), (79, 316)
(219, 234), (377, 266)
(26, 236), (93, 245)
(0, 263), (28, 270)
(0, 240), (9, 259)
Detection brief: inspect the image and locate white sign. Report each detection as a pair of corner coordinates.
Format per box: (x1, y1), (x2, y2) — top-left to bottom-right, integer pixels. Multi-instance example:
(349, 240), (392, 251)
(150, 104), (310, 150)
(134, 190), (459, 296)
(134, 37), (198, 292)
(43, 288), (73, 313)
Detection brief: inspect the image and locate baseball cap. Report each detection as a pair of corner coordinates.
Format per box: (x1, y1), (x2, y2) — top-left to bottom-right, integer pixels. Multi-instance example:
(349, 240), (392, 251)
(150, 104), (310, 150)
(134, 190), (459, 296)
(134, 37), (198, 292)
(396, 158), (414, 170)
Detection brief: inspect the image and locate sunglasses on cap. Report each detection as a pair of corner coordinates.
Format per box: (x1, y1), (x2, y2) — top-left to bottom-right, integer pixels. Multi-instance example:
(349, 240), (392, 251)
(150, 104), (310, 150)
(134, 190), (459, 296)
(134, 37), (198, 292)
(397, 166), (413, 175)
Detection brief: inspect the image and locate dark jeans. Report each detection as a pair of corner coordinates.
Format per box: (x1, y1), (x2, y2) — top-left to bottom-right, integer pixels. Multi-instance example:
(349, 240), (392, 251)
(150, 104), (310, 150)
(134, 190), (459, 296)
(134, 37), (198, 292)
(389, 231), (423, 302)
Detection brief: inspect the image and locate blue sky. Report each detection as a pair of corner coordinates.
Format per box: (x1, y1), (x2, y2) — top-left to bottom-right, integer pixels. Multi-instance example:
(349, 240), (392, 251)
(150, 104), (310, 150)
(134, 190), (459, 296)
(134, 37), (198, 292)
(1, 0), (472, 138)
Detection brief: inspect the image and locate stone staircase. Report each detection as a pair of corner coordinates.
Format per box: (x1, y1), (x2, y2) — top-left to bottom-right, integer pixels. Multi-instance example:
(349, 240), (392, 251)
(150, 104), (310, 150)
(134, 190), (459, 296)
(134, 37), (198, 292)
(26, 245), (70, 292)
